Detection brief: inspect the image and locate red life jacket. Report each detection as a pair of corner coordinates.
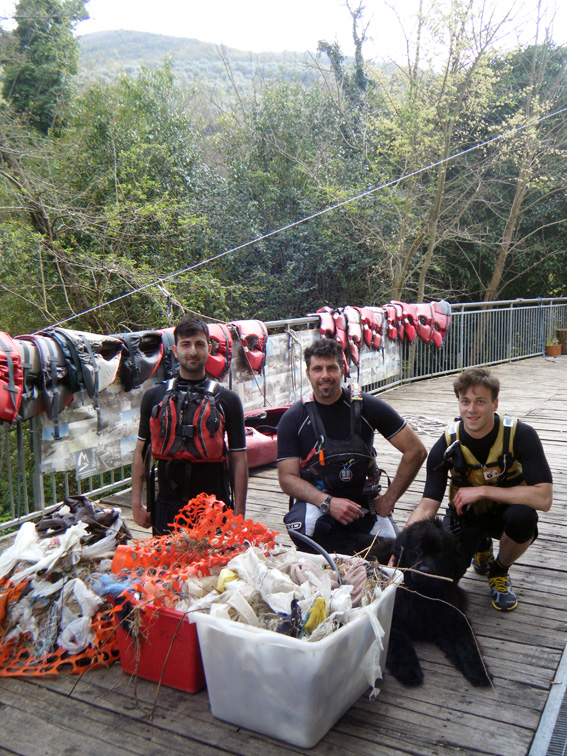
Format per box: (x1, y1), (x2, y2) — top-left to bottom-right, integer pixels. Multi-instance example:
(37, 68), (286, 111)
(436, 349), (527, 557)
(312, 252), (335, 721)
(343, 306), (363, 367)
(206, 323), (232, 381)
(231, 320), (268, 373)
(0, 332), (24, 423)
(431, 300), (452, 348)
(314, 306), (335, 338)
(358, 307), (384, 350)
(391, 301), (418, 343)
(415, 303), (434, 344)
(385, 303), (403, 341)
(149, 378), (226, 462)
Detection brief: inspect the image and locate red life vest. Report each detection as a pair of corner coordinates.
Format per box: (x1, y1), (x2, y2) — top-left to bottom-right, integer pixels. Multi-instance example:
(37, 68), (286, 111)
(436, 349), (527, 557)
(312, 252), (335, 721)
(431, 300), (452, 348)
(343, 306), (363, 367)
(0, 332), (24, 423)
(385, 303), (403, 341)
(149, 378), (226, 462)
(314, 306), (335, 338)
(415, 303), (434, 344)
(206, 323), (232, 381)
(391, 301), (418, 343)
(231, 320), (268, 373)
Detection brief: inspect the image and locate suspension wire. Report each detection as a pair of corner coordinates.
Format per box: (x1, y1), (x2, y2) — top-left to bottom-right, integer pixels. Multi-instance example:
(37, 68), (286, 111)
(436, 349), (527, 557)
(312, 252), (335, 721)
(41, 105), (567, 331)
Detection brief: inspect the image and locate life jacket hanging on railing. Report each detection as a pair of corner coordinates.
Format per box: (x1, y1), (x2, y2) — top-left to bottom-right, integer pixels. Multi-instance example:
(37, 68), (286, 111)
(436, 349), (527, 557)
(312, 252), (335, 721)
(415, 303), (434, 344)
(113, 330), (163, 391)
(358, 307), (384, 350)
(230, 320), (268, 373)
(16, 333), (74, 436)
(206, 323), (232, 381)
(343, 306), (363, 367)
(431, 300), (452, 348)
(0, 332), (24, 424)
(38, 328), (122, 434)
(391, 301), (418, 343)
(385, 302), (402, 341)
(158, 328), (179, 380)
(13, 338), (43, 420)
(311, 306), (335, 339)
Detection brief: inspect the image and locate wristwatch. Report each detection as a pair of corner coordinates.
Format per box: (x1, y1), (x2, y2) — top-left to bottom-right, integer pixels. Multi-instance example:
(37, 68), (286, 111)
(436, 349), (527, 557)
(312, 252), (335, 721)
(320, 495), (332, 514)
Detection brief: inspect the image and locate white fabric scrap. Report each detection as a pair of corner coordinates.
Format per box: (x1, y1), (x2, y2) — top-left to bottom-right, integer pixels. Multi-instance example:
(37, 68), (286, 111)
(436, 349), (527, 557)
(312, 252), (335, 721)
(359, 606), (386, 698)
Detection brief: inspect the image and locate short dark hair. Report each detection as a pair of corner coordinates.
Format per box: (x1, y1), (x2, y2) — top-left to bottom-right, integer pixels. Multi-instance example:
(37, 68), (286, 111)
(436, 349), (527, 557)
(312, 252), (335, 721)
(304, 338), (344, 369)
(174, 316), (209, 344)
(453, 367), (500, 401)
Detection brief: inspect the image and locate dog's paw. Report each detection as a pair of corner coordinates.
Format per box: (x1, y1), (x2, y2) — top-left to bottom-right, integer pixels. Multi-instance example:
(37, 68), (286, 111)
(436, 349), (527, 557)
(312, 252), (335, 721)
(388, 661), (424, 687)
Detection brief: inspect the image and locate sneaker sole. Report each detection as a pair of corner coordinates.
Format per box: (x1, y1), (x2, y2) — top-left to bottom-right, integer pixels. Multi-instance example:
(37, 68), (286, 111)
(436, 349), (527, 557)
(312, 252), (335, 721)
(491, 597), (518, 611)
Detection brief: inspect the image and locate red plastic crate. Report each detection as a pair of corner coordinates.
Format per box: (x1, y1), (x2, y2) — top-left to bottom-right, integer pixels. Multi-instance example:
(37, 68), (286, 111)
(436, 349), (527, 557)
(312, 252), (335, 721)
(114, 604), (205, 693)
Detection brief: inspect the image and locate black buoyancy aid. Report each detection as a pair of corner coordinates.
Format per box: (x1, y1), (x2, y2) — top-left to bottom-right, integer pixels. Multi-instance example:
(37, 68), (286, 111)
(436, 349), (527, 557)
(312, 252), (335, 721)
(300, 385), (377, 498)
(443, 415), (525, 511)
(149, 378), (226, 463)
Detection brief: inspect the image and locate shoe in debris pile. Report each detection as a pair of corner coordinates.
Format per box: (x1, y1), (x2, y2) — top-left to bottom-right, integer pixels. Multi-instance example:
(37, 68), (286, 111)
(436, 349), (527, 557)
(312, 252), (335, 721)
(472, 538), (494, 575)
(488, 573), (518, 612)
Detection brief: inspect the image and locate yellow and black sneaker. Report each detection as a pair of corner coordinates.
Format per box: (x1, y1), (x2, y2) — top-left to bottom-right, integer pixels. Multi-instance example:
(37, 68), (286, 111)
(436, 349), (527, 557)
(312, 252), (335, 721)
(472, 537), (494, 575)
(488, 572), (518, 611)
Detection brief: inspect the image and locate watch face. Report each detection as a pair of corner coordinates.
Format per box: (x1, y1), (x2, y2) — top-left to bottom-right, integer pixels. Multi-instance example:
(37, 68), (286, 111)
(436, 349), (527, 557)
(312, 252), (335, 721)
(320, 496), (331, 514)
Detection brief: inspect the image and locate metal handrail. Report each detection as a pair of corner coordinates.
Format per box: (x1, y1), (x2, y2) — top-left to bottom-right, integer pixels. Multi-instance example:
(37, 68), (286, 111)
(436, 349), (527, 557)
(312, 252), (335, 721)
(1, 296), (566, 530)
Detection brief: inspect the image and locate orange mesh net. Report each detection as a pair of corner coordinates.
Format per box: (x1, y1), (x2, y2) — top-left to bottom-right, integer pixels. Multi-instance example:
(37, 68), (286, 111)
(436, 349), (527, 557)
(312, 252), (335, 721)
(0, 600), (119, 677)
(111, 493), (278, 609)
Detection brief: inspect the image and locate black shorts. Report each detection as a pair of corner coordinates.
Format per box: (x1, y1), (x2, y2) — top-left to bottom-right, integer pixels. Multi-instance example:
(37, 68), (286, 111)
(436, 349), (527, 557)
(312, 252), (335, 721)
(443, 503), (539, 567)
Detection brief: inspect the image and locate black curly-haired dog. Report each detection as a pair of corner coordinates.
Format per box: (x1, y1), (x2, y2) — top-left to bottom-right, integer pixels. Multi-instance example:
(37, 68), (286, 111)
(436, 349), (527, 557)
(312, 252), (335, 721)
(373, 517), (491, 687)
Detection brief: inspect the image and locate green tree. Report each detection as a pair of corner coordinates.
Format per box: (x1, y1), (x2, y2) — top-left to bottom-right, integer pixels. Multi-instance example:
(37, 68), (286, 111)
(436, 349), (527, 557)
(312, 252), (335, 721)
(1, 0), (88, 134)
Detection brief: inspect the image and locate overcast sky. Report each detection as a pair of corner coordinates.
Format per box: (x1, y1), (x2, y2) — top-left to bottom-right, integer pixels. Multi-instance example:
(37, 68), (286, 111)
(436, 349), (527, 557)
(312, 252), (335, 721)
(0, 0), (564, 64)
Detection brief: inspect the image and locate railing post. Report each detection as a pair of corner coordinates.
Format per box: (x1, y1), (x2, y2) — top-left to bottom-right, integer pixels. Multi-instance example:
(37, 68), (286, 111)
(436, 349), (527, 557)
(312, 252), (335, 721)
(30, 416), (45, 512)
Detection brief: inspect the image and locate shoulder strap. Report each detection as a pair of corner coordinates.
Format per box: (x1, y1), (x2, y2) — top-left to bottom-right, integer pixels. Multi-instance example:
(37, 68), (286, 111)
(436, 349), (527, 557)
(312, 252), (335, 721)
(349, 383), (363, 436)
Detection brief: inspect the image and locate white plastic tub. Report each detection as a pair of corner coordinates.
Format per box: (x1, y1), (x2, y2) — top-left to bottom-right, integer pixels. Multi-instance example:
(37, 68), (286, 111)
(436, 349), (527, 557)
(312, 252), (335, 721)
(194, 565), (401, 749)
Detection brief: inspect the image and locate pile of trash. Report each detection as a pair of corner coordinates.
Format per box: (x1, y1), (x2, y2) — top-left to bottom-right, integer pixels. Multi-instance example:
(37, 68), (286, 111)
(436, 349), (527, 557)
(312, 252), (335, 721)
(0, 495), (131, 676)
(111, 494), (393, 643)
(174, 546), (393, 641)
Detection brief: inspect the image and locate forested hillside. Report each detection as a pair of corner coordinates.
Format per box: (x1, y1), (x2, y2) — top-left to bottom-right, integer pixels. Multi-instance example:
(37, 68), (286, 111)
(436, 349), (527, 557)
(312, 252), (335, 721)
(1, 0), (566, 336)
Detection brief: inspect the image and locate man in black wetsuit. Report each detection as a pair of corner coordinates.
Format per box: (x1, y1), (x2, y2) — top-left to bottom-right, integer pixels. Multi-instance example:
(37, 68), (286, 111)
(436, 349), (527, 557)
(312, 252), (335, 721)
(407, 367), (553, 611)
(131, 316), (248, 535)
(277, 338), (426, 555)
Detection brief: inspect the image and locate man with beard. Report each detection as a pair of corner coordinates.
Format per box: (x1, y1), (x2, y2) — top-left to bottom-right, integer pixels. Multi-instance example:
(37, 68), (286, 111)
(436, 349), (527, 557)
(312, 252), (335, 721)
(131, 316), (247, 534)
(277, 338), (426, 554)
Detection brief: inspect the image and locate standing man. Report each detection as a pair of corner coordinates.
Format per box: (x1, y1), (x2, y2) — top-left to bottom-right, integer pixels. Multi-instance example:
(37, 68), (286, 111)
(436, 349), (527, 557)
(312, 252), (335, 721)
(131, 316), (248, 535)
(277, 338), (426, 554)
(407, 367), (552, 611)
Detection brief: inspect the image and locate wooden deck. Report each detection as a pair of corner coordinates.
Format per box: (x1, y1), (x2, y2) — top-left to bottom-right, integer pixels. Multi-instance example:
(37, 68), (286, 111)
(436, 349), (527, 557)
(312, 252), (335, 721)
(1, 356), (566, 755)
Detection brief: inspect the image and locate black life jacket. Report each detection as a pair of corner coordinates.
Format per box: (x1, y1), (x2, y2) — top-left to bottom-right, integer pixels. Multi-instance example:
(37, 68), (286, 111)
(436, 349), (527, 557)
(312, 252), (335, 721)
(113, 330), (163, 392)
(299, 385), (378, 499)
(149, 378), (226, 463)
(16, 333), (73, 437)
(39, 328), (122, 434)
(158, 328), (179, 380)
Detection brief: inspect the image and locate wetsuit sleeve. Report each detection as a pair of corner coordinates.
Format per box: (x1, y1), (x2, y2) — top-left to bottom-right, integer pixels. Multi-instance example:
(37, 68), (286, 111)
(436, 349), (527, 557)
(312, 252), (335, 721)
(514, 422), (553, 485)
(422, 435), (450, 502)
(219, 389), (246, 451)
(276, 403), (303, 461)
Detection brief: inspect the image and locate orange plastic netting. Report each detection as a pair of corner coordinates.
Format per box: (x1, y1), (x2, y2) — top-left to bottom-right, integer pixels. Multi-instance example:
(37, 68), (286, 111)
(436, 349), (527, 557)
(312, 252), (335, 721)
(0, 494), (277, 676)
(111, 493), (278, 608)
(0, 604), (119, 677)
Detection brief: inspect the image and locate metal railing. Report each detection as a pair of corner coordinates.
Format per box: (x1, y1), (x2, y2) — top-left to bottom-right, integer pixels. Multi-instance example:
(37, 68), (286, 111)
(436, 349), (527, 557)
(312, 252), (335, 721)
(2, 296), (566, 530)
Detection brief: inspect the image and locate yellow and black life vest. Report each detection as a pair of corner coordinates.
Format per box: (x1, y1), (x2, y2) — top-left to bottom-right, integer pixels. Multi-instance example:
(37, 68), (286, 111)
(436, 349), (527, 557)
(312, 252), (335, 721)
(444, 415), (525, 514)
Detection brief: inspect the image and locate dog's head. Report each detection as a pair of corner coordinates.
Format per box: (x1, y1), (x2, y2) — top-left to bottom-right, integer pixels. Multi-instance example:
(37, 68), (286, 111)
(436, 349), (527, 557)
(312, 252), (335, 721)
(392, 517), (466, 591)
